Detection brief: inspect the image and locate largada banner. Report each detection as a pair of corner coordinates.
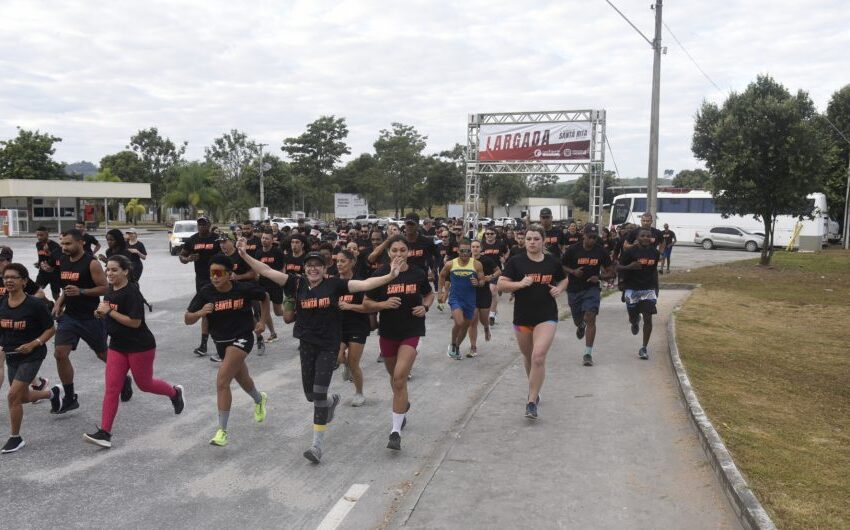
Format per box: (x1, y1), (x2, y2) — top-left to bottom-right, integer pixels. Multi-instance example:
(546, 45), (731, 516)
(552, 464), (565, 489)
(479, 122), (592, 162)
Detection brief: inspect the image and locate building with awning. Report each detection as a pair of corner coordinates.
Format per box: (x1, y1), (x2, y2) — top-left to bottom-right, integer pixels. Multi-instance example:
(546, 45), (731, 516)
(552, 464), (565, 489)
(0, 179), (151, 235)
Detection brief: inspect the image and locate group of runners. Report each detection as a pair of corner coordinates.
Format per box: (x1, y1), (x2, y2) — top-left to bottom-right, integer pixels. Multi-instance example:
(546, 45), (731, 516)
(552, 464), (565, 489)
(0, 210), (673, 458)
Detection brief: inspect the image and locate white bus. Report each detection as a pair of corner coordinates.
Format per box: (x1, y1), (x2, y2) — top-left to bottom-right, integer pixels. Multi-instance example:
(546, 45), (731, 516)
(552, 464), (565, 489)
(609, 190), (829, 247)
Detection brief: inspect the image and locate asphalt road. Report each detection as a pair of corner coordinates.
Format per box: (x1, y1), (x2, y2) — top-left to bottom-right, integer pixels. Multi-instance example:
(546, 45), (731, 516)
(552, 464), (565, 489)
(0, 231), (750, 529)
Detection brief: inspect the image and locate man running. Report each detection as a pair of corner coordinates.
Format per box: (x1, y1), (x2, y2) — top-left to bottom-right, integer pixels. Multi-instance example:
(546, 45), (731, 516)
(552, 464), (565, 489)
(438, 239), (484, 360)
(468, 240), (499, 357)
(282, 234), (308, 324)
(617, 228), (661, 360)
(481, 228), (507, 326)
(74, 221), (101, 255)
(254, 230), (285, 343)
(659, 223), (676, 274)
(538, 208), (565, 258)
(562, 225), (614, 366)
(34, 226), (62, 299)
(179, 216), (221, 357)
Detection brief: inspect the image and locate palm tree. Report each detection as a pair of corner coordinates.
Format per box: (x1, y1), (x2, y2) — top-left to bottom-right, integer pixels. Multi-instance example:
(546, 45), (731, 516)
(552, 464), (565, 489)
(162, 162), (223, 219)
(125, 198), (147, 224)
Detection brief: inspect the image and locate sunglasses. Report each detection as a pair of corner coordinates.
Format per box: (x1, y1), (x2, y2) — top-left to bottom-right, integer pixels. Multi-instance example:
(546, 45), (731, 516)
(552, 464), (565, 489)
(210, 269), (228, 278)
(3, 276), (22, 281)
(459, 248), (471, 253)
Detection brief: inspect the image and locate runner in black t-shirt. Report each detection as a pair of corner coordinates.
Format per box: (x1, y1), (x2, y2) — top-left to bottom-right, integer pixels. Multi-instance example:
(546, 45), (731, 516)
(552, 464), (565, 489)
(282, 234), (308, 324)
(562, 227), (614, 366)
(218, 233), (264, 358)
(239, 244), (404, 463)
(241, 221), (262, 256)
(617, 228), (661, 360)
(498, 226), (568, 421)
(180, 216), (221, 357)
(125, 228), (147, 281)
(255, 231), (286, 343)
(468, 240), (501, 356)
(34, 226), (62, 299)
(481, 229), (507, 326)
(185, 254), (270, 447)
(402, 215), (438, 276)
(334, 250), (372, 407)
(75, 222), (101, 255)
(564, 223), (583, 247)
(538, 208), (565, 258)
(363, 236), (435, 452)
(0, 263), (56, 454)
(83, 255), (184, 449)
(659, 223), (677, 274)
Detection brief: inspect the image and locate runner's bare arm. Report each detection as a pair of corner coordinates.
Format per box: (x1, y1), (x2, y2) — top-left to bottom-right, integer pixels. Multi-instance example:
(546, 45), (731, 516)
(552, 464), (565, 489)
(348, 257), (404, 293)
(366, 239), (390, 265)
(85, 259), (108, 297)
(238, 245), (289, 286)
(497, 275), (533, 293)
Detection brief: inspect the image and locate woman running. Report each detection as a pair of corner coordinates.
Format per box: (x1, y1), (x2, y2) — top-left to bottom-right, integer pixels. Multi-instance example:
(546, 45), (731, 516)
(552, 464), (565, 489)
(497, 226), (567, 420)
(334, 250), (372, 406)
(363, 236), (435, 451)
(84, 255), (184, 449)
(125, 228), (147, 281)
(437, 239), (483, 360)
(1, 263), (56, 454)
(238, 243), (404, 463)
(184, 254), (270, 447)
(468, 239), (500, 356)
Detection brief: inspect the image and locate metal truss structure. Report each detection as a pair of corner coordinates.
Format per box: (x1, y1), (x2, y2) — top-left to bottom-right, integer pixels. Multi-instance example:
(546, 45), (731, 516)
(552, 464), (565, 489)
(465, 110), (606, 234)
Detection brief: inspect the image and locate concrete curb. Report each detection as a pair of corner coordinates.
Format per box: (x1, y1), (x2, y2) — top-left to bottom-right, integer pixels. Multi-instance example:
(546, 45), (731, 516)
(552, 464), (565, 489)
(667, 310), (777, 530)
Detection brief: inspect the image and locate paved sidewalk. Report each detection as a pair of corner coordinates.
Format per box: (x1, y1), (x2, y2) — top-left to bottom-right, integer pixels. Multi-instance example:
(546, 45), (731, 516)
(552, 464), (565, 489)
(399, 290), (742, 530)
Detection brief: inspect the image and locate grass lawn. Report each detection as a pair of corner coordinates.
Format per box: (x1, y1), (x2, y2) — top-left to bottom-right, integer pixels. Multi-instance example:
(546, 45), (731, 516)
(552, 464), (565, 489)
(663, 249), (850, 530)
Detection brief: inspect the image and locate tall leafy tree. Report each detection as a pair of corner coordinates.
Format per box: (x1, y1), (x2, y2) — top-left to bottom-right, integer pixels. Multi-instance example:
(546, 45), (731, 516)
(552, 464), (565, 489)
(672, 168), (711, 189)
(568, 171), (618, 212)
(0, 127), (66, 180)
(242, 154), (295, 217)
(374, 123), (427, 217)
(822, 85), (850, 224)
(416, 155), (464, 217)
(124, 198), (147, 224)
(100, 150), (147, 183)
(334, 154), (389, 212)
(204, 129), (259, 182)
(162, 162), (223, 219)
(489, 174), (528, 214)
(282, 116), (350, 216)
(692, 75), (826, 265)
(527, 174), (559, 196)
(128, 128), (187, 221)
(85, 168), (122, 182)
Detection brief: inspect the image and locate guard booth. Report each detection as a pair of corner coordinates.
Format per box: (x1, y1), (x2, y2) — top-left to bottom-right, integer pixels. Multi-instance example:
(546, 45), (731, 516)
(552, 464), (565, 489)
(0, 179), (152, 234)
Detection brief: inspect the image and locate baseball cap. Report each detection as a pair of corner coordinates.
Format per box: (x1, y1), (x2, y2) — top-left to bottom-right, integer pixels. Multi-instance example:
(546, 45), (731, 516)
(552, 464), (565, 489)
(404, 213), (420, 225)
(126, 227), (137, 233)
(0, 246), (12, 260)
(583, 224), (598, 235)
(539, 208), (552, 217)
(303, 252), (326, 266)
(197, 215), (210, 223)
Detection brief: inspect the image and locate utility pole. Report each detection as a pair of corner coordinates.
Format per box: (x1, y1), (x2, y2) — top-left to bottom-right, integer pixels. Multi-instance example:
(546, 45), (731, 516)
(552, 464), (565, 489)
(647, 0), (663, 223)
(843, 155), (850, 249)
(258, 143), (267, 212)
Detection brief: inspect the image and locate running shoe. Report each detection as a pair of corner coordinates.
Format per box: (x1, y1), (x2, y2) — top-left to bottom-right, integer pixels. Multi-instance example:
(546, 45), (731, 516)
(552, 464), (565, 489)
(31, 377), (48, 404)
(576, 322), (586, 340)
(376, 354), (384, 363)
(446, 344), (455, 359)
(387, 431), (401, 450)
(466, 346), (478, 358)
(83, 428), (112, 449)
(120, 375), (133, 402)
(351, 393), (365, 407)
(525, 402), (538, 420)
(58, 394), (79, 414)
(341, 363), (351, 382)
(256, 335), (266, 356)
(326, 394), (340, 424)
(49, 385), (61, 414)
(630, 320), (640, 336)
(209, 428), (228, 446)
(659, 269), (664, 275)
(209, 355), (221, 363)
(254, 392), (268, 423)
(583, 353), (594, 366)
(303, 445), (322, 463)
(193, 344), (208, 357)
(171, 385), (185, 414)
(1, 436), (25, 454)
(266, 333), (279, 344)
(639, 347), (649, 360)
(489, 314), (496, 326)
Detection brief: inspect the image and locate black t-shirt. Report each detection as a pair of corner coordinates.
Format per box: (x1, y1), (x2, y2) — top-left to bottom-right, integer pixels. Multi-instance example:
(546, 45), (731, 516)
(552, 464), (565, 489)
(501, 253), (566, 326)
(443, 235), (460, 261)
(0, 295), (52, 361)
(0, 279), (40, 298)
(187, 282), (267, 341)
(543, 228), (565, 257)
(481, 240), (508, 261)
(127, 241), (147, 272)
(219, 251), (252, 279)
(60, 253), (100, 319)
(661, 229), (677, 246)
(477, 255), (498, 292)
(83, 234), (99, 255)
(619, 245), (661, 290)
(508, 246), (525, 259)
(242, 236), (262, 256)
(284, 275), (350, 349)
(36, 240), (61, 270)
(183, 233), (221, 281)
(339, 288), (370, 336)
(104, 283), (156, 353)
(367, 265), (432, 340)
(282, 253), (305, 295)
(563, 243), (612, 292)
(405, 235), (437, 272)
(626, 227), (665, 248)
(256, 247), (285, 290)
(564, 232), (583, 247)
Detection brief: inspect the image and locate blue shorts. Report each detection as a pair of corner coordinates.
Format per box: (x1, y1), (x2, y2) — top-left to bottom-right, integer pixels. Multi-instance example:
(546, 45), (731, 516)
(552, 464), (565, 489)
(449, 299), (475, 320)
(56, 315), (108, 353)
(568, 287), (602, 319)
(662, 247), (672, 258)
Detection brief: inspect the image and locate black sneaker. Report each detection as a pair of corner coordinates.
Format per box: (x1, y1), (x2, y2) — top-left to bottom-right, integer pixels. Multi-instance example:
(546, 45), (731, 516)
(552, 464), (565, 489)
(256, 335), (266, 356)
(387, 432), (401, 450)
(1, 436), (25, 454)
(630, 320), (640, 336)
(583, 353), (594, 366)
(120, 375), (133, 402)
(171, 385), (185, 414)
(303, 445), (322, 463)
(193, 344), (208, 357)
(209, 355), (221, 363)
(326, 394), (340, 424)
(31, 376), (48, 391)
(525, 402), (538, 420)
(58, 394), (79, 414)
(489, 315), (496, 326)
(83, 428), (112, 449)
(576, 322), (586, 340)
(639, 347), (649, 360)
(49, 385), (62, 414)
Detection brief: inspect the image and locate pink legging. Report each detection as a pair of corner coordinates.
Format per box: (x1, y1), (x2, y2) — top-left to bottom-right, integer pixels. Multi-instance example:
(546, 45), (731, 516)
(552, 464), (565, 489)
(102, 348), (175, 432)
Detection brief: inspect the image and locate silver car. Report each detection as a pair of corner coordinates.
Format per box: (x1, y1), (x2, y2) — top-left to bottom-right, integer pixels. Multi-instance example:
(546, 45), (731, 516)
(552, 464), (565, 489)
(693, 226), (764, 252)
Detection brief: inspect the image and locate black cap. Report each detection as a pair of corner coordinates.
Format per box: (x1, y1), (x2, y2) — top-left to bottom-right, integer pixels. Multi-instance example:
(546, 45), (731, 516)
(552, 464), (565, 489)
(583, 224), (598, 235)
(303, 252), (326, 266)
(539, 208), (552, 216)
(197, 215), (210, 223)
(0, 246), (12, 260)
(404, 213), (420, 225)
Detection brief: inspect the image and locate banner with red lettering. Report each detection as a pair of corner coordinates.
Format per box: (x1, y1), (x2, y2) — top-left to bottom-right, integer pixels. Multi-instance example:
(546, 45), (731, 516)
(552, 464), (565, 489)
(479, 122), (592, 162)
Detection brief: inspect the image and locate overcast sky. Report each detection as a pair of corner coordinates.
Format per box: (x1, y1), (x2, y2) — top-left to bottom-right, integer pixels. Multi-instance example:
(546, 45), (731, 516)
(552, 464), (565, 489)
(1, 0), (848, 180)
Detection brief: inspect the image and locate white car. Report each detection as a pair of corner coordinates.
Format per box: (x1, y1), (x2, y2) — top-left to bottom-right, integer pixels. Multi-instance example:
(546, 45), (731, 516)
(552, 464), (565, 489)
(377, 217), (399, 227)
(353, 214), (381, 226)
(169, 220), (197, 255)
(494, 217), (516, 228)
(478, 217), (493, 227)
(270, 217), (299, 230)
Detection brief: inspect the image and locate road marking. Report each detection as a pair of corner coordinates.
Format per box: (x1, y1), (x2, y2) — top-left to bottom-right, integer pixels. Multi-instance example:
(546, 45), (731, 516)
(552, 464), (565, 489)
(315, 483), (370, 530)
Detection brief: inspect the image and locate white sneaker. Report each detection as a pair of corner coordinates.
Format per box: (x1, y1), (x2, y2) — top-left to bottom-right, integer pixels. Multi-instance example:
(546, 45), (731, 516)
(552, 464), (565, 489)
(351, 393), (365, 407)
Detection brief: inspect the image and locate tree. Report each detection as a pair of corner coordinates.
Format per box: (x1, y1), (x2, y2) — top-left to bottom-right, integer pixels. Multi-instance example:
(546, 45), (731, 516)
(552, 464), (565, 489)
(692, 75), (826, 265)
(125, 198), (147, 224)
(822, 85), (850, 224)
(162, 162), (223, 219)
(489, 174), (528, 213)
(672, 168), (712, 189)
(334, 154), (390, 212)
(242, 154), (295, 218)
(374, 123), (427, 216)
(282, 116), (350, 216)
(568, 171), (618, 212)
(415, 155), (464, 217)
(205, 129), (259, 182)
(128, 128), (187, 221)
(527, 174), (559, 196)
(0, 127), (66, 180)
(85, 168), (122, 182)
(100, 151), (147, 183)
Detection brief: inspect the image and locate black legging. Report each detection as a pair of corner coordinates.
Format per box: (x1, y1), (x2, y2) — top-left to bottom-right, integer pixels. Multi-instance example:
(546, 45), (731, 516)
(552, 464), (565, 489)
(299, 341), (338, 426)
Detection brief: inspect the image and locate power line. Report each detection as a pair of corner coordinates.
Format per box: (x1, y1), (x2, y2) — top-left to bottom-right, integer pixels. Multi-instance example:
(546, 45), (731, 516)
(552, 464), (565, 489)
(822, 114), (850, 146)
(604, 0), (653, 47)
(604, 134), (622, 180)
(662, 21), (723, 92)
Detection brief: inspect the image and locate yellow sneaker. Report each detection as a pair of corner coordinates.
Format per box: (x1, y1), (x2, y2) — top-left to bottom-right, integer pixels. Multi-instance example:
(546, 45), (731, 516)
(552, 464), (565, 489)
(254, 392), (268, 423)
(209, 428), (228, 446)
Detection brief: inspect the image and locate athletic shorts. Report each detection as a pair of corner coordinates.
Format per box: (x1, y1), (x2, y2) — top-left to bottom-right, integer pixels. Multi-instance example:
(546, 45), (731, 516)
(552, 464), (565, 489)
(624, 289), (658, 314)
(214, 333), (254, 359)
(195, 277), (210, 294)
(449, 298), (475, 320)
(341, 332), (368, 345)
(476, 287), (492, 309)
(56, 315), (107, 353)
(568, 287), (602, 318)
(5, 354), (45, 385)
(662, 247), (672, 258)
(378, 336), (420, 358)
(265, 285), (284, 305)
(36, 271), (61, 293)
(513, 321), (557, 333)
